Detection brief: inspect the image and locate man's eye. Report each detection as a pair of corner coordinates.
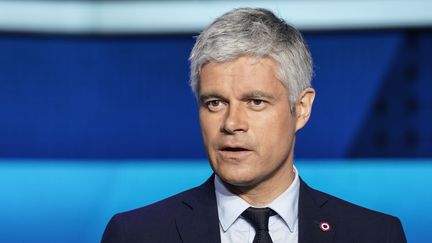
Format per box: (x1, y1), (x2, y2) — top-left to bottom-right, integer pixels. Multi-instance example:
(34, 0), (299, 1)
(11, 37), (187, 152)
(205, 100), (225, 111)
(249, 99), (266, 110)
(249, 99), (267, 111)
(208, 100), (221, 107)
(252, 100), (263, 105)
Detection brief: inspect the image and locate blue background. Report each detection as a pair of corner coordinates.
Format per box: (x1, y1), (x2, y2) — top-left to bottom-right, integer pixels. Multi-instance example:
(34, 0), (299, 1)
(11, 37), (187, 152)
(1, 29), (431, 243)
(1, 31), (431, 158)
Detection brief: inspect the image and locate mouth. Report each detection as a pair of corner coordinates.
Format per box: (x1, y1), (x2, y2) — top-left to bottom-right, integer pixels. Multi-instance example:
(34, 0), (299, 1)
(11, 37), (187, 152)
(220, 146), (251, 152)
(218, 145), (253, 159)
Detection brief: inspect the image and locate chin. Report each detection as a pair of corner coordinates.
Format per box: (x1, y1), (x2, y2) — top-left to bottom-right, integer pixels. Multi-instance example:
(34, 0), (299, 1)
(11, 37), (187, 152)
(210, 154), (259, 184)
(216, 168), (259, 188)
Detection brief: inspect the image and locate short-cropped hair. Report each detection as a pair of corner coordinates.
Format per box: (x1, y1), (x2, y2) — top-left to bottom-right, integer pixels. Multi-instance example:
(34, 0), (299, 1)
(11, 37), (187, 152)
(189, 8), (313, 110)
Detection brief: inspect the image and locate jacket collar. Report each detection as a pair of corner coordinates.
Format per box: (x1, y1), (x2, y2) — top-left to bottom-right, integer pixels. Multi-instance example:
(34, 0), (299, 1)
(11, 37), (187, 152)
(175, 174), (221, 243)
(298, 177), (336, 243)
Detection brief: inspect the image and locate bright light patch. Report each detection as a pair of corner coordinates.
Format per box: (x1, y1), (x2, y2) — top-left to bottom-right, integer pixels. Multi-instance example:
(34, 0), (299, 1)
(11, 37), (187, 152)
(0, 1), (431, 33)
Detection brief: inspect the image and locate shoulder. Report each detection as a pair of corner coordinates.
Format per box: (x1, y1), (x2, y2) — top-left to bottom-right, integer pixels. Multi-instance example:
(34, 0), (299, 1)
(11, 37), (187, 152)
(313, 186), (396, 220)
(101, 181), (211, 243)
(301, 180), (406, 242)
(113, 183), (203, 224)
(324, 190), (403, 226)
(114, 174), (215, 223)
(324, 190), (406, 242)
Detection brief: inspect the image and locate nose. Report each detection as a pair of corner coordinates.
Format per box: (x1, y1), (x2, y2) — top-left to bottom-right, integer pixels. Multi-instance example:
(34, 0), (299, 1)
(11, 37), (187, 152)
(221, 103), (249, 134)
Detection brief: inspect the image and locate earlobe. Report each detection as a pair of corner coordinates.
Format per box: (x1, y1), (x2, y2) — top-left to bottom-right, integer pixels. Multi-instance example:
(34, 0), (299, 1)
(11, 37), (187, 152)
(295, 88), (315, 131)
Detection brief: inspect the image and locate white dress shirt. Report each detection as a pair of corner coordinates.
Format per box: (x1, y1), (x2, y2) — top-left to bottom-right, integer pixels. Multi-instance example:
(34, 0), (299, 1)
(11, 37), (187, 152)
(214, 166), (300, 243)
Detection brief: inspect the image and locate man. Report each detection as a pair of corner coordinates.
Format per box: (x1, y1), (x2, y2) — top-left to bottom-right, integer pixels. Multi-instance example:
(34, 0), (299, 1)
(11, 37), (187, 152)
(102, 8), (406, 243)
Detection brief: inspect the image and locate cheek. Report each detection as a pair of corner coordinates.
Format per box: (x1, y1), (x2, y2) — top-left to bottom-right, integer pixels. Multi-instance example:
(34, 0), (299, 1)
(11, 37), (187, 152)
(199, 112), (219, 146)
(253, 111), (295, 150)
(199, 119), (210, 146)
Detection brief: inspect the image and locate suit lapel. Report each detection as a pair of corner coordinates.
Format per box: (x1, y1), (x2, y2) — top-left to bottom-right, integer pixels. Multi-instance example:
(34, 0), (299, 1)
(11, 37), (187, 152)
(175, 175), (221, 243)
(174, 175), (336, 243)
(298, 178), (336, 243)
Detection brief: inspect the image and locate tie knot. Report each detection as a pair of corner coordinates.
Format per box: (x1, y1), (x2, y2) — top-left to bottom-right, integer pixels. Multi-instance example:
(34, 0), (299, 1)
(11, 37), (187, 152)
(241, 207), (276, 231)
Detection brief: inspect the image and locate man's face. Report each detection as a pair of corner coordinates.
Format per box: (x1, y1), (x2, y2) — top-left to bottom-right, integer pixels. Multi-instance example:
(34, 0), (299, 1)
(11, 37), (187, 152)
(199, 56), (311, 189)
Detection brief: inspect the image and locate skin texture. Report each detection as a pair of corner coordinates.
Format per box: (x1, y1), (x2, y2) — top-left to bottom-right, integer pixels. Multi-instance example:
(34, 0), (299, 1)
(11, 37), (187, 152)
(199, 56), (315, 206)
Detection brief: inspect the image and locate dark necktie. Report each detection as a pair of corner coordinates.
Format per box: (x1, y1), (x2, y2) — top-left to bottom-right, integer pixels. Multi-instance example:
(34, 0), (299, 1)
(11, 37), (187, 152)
(241, 207), (276, 243)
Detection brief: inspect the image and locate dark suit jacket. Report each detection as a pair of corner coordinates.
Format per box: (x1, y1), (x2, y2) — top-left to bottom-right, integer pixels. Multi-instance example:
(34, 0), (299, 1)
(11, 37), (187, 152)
(102, 175), (406, 243)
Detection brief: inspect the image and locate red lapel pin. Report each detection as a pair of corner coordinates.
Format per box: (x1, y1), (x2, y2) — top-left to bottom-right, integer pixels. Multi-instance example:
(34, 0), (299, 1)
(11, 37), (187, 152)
(319, 222), (331, 232)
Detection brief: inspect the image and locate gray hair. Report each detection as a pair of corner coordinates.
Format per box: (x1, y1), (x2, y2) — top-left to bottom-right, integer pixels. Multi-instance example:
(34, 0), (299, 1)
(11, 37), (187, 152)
(189, 8), (313, 110)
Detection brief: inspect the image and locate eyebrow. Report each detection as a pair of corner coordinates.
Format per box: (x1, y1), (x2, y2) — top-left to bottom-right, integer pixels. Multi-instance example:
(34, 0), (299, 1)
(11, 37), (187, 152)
(199, 90), (277, 103)
(241, 91), (277, 101)
(199, 93), (227, 104)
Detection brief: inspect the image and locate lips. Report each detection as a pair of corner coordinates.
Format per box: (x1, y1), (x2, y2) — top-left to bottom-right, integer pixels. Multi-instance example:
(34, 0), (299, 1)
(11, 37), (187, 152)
(217, 144), (253, 159)
(220, 146), (251, 152)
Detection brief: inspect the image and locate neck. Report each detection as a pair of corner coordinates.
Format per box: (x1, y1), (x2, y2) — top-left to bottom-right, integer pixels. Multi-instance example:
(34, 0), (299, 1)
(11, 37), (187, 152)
(223, 159), (295, 207)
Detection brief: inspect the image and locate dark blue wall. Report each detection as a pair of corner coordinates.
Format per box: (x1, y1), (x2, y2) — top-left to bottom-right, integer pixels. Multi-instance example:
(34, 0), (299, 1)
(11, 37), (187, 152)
(1, 30), (431, 158)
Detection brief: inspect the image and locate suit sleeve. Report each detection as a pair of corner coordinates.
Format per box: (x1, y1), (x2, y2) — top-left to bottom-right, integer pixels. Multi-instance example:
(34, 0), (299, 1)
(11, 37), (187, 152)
(388, 217), (407, 243)
(101, 214), (124, 243)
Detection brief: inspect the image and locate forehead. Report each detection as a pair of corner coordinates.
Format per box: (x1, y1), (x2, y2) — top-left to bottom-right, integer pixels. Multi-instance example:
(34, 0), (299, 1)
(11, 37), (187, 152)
(199, 56), (285, 95)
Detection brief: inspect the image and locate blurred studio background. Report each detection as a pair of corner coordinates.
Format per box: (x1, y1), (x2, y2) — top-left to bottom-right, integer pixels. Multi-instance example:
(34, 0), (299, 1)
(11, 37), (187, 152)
(1, 0), (431, 242)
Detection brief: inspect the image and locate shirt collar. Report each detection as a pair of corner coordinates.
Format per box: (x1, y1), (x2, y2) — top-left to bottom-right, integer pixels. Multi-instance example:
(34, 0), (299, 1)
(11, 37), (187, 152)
(214, 175), (250, 232)
(267, 166), (299, 232)
(214, 165), (300, 233)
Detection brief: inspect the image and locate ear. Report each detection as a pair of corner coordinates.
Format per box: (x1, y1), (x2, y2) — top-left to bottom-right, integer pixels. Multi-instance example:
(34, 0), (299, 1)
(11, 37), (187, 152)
(295, 88), (315, 132)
